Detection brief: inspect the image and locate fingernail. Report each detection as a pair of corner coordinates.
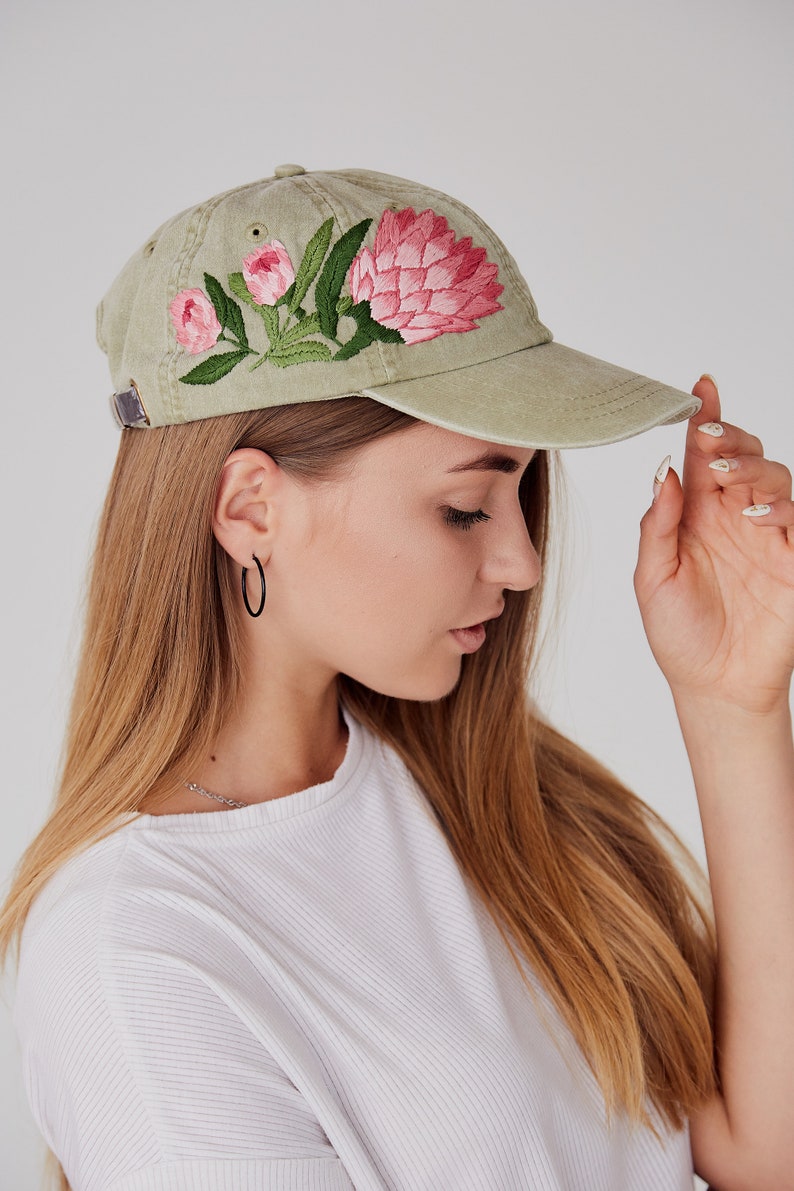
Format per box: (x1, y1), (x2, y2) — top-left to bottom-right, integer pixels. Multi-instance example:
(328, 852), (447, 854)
(741, 504), (772, 517)
(697, 422), (725, 437)
(699, 373), (719, 388)
(708, 458), (739, 472)
(653, 454), (671, 503)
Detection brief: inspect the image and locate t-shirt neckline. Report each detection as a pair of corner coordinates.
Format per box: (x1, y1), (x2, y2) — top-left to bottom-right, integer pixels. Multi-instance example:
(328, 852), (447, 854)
(130, 702), (369, 834)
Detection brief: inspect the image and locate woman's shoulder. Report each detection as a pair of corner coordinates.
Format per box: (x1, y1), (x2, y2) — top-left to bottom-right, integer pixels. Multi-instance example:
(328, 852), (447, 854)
(14, 816), (254, 1087)
(16, 816), (213, 1013)
(15, 717), (422, 1000)
(21, 823), (133, 949)
(15, 825), (139, 1009)
(13, 825), (351, 1190)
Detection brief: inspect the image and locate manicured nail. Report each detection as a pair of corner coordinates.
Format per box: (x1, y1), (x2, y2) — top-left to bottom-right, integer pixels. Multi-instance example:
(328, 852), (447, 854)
(653, 454), (671, 503)
(697, 422), (725, 437)
(708, 458), (739, 472)
(742, 504), (772, 517)
(699, 373), (718, 388)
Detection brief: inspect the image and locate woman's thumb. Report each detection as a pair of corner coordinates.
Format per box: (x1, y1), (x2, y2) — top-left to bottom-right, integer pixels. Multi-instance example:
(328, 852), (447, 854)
(634, 455), (684, 601)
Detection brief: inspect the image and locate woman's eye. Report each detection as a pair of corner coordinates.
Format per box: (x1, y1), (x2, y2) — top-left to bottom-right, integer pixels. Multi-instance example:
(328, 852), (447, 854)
(444, 506), (492, 531)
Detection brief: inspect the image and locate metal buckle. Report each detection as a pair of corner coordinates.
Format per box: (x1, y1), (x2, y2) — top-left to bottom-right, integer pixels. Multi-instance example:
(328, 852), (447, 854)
(110, 381), (150, 428)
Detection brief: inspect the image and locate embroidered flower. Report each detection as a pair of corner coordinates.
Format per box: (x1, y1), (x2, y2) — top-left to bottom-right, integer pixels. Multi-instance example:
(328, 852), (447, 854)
(169, 289), (222, 354)
(347, 208), (504, 344)
(171, 207), (504, 385)
(242, 241), (295, 306)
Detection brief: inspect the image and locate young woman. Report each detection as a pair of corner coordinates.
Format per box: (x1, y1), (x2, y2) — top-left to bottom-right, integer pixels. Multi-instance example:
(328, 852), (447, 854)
(2, 166), (792, 1191)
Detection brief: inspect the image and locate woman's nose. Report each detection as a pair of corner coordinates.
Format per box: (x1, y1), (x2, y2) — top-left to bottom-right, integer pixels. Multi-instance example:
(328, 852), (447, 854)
(479, 513), (542, 592)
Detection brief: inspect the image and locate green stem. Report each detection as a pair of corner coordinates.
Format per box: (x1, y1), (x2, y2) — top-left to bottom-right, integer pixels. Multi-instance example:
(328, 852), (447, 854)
(219, 333), (256, 356)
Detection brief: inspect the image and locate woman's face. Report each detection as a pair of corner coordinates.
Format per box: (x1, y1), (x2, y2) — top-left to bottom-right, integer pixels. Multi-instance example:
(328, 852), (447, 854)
(262, 421), (542, 702)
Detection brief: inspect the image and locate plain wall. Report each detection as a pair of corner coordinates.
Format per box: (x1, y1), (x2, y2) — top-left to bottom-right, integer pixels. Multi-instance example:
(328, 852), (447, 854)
(2, 0), (792, 1185)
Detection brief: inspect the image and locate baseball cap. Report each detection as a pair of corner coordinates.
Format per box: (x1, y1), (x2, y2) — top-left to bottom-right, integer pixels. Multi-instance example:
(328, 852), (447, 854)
(99, 164), (700, 448)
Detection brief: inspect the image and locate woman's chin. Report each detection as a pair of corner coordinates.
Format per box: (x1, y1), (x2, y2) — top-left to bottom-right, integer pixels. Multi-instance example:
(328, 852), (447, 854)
(344, 657), (463, 704)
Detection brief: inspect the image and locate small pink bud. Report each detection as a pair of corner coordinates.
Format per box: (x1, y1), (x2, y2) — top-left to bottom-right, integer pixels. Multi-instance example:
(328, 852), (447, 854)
(242, 240), (295, 305)
(169, 289), (222, 354)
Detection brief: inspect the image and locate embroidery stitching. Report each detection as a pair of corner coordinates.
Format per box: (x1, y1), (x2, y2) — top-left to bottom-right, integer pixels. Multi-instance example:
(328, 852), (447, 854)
(169, 208), (504, 384)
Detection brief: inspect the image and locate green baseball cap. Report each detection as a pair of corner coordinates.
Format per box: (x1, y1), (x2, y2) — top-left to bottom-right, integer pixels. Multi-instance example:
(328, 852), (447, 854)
(100, 164), (700, 448)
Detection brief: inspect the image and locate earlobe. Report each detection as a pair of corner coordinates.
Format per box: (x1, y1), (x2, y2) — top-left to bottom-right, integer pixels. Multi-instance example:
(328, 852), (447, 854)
(212, 447), (281, 567)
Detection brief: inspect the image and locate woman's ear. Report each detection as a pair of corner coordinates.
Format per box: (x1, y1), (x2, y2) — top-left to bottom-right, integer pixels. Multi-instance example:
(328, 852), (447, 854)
(212, 447), (284, 568)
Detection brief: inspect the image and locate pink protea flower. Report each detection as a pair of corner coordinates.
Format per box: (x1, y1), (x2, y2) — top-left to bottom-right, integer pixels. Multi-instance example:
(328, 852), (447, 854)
(169, 289), (222, 354)
(242, 240), (295, 305)
(348, 208), (504, 344)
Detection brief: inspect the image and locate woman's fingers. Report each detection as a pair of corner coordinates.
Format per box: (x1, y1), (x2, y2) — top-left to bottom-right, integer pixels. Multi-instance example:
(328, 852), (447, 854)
(694, 420), (765, 463)
(684, 415), (765, 494)
(739, 500), (794, 533)
(682, 376), (785, 511)
(636, 462), (685, 600)
(706, 454), (792, 505)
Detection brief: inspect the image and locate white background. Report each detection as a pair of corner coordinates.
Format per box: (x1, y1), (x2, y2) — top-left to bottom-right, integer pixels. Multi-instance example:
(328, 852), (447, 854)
(1, 0), (792, 1185)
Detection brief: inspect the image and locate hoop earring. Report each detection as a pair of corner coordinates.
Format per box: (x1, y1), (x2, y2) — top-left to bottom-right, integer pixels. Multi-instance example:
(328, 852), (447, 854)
(241, 554), (266, 618)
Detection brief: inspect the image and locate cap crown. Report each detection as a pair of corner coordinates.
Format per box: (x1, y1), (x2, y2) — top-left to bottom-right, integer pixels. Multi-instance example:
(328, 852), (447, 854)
(98, 168), (552, 427)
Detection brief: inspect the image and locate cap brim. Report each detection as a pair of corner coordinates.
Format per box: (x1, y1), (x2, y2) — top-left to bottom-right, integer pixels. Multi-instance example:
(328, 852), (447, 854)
(360, 341), (700, 449)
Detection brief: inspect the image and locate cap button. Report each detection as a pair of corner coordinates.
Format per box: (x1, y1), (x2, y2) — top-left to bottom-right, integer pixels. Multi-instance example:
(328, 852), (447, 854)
(274, 163), (307, 178)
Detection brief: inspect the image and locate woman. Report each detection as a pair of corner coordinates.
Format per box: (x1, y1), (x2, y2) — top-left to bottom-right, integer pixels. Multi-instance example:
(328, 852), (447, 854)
(1, 166), (792, 1191)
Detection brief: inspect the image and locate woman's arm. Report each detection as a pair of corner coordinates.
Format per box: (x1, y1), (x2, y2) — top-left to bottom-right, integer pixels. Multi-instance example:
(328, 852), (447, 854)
(673, 696), (794, 1190)
(633, 376), (794, 1191)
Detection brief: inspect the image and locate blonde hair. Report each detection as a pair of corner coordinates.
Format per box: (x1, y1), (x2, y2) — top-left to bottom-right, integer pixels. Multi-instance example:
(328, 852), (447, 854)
(1, 396), (716, 1190)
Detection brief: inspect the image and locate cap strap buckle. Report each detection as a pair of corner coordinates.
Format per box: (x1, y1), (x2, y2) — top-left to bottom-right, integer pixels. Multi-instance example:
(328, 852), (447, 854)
(110, 382), (149, 428)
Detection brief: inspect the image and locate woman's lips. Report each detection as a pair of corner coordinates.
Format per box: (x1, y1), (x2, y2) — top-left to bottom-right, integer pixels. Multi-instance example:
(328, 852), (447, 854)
(449, 623), (486, 651)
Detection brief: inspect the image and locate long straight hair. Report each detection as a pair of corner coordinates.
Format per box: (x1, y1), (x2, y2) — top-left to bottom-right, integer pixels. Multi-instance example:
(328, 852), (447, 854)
(1, 396), (716, 1189)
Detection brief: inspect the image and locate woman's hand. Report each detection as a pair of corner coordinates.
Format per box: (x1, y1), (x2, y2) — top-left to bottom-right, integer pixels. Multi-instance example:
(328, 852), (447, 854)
(634, 374), (794, 714)
(635, 374), (794, 1187)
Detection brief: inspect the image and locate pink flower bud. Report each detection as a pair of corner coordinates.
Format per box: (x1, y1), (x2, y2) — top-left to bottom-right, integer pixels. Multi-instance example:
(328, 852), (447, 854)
(169, 289), (222, 354)
(242, 240), (295, 306)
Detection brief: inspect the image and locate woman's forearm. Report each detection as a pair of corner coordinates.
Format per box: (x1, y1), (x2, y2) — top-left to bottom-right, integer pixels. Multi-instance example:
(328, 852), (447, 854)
(675, 693), (794, 1185)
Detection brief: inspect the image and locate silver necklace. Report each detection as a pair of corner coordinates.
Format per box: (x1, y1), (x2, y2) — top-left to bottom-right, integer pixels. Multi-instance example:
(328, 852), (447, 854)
(183, 781), (249, 809)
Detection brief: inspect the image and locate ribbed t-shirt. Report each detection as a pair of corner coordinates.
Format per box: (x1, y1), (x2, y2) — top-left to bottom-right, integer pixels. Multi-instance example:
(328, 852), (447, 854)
(14, 705), (695, 1190)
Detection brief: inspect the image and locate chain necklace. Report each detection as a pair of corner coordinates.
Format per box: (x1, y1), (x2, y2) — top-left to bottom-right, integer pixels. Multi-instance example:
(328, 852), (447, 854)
(183, 781), (249, 809)
(183, 723), (349, 811)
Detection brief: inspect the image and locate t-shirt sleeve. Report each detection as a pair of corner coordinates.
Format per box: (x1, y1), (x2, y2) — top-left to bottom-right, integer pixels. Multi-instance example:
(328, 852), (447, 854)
(108, 1158), (354, 1190)
(14, 852), (356, 1191)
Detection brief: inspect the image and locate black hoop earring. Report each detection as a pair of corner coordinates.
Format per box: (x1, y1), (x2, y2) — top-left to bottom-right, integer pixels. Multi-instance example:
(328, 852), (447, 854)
(241, 554), (266, 618)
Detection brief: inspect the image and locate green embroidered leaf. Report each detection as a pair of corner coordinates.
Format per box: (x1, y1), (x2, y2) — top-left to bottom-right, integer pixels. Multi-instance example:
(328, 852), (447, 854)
(269, 341), (333, 368)
(260, 304), (280, 345)
(336, 295), (353, 316)
(204, 273), (249, 349)
(289, 217), (334, 314)
(233, 313), (250, 349)
(334, 300), (403, 360)
(316, 218), (372, 340)
(204, 273), (230, 329)
(226, 300), (249, 349)
(228, 272), (261, 311)
(278, 313), (322, 346)
(276, 283), (295, 308)
(366, 322), (402, 344)
(333, 329), (375, 362)
(180, 350), (249, 385)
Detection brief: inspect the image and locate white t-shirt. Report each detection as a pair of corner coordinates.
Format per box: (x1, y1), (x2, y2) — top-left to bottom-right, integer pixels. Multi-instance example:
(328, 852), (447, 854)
(14, 704), (695, 1190)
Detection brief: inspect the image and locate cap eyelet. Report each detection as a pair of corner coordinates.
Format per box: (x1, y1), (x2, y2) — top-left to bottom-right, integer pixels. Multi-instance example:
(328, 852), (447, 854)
(143, 239), (157, 257)
(246, 223), (269, 242)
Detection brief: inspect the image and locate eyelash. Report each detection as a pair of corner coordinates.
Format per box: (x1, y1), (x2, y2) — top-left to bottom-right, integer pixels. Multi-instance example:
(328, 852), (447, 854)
(443, 506), (492, 531)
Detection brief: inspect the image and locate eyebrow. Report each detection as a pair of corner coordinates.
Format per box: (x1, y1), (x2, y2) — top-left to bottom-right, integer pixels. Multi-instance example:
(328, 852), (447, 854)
(446, 451), (528, 475)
